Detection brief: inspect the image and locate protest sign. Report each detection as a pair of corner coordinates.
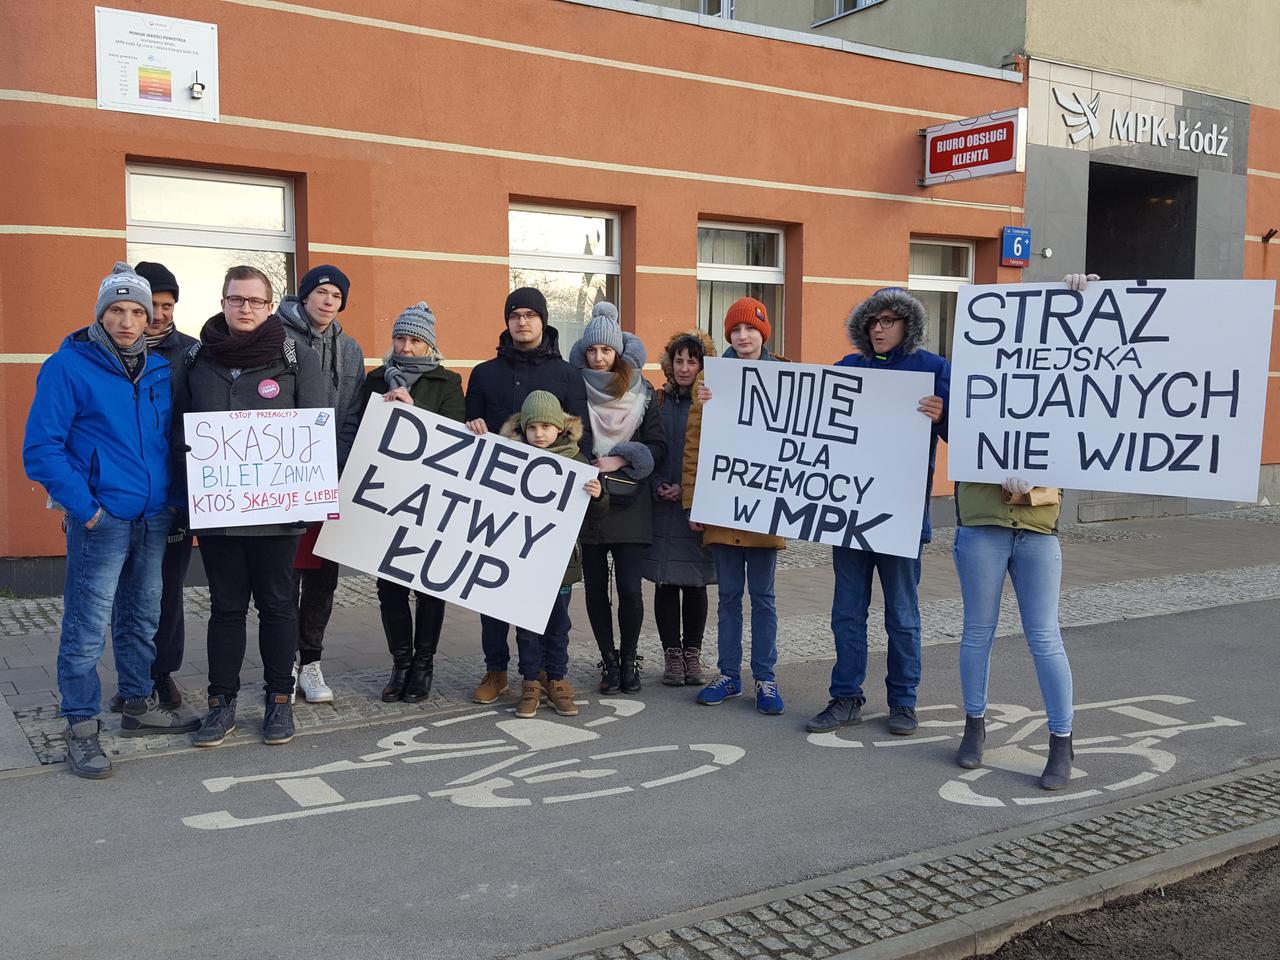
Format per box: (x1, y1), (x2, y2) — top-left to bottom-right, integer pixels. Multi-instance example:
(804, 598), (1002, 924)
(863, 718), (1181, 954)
(314, 401), (597, 632)
(948, 280), (1276, 501)
(184, 408), (338, 528)
(689, 357), (934, 560)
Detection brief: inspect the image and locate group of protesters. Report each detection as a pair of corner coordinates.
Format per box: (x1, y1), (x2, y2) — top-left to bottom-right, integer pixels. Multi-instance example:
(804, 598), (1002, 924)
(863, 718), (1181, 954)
(23, 258), (1081, 793)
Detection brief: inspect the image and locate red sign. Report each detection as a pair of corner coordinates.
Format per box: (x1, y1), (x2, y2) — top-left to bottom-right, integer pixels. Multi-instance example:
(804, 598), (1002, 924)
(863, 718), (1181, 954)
(920, 108), (1026, 186)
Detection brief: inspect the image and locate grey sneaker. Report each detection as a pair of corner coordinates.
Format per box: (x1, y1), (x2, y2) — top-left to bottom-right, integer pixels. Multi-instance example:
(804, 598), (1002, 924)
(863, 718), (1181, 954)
(682, 649), (707, 686)
(193, 695), (238, 747)
(120, 696), (200, 737)
(107, 694), (124, 713)
(805, 697), (864, 733)
(888, 705), (918, 736)
(65, 719), (112, 779)
(262, 693), (295, 745)
(661, 648), (685, 686)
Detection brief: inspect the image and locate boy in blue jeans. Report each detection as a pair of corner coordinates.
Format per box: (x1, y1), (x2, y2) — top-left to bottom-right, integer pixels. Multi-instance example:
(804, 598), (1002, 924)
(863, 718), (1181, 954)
(499, 391), (607, 718)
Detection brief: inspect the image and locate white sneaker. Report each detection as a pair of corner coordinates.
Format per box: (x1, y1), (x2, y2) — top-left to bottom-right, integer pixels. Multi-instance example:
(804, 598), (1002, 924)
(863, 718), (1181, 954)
(298, 662), (333, 703)
(289, 662), (298, 704)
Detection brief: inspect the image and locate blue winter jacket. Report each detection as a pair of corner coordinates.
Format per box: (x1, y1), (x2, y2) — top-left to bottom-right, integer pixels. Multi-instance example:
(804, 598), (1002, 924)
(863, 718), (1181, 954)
(835, 344), (950, 543)
(23, 329), (174, 526)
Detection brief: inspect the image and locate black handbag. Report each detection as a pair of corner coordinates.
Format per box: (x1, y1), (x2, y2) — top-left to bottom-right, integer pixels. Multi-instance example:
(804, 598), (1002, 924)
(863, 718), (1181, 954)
(600, 472), (641, 506)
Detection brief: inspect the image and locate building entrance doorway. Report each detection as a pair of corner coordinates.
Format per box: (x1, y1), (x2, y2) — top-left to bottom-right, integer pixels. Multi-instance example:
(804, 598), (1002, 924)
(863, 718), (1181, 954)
(1086, 163), (1197, 280)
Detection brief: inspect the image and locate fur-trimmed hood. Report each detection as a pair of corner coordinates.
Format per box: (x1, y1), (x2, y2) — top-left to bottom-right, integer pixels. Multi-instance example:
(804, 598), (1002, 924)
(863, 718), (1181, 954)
(499, 411), (586, 450)
(658, 329), (716, 389)
(568, 330), (647, 372)
(846, 287), (928, 356)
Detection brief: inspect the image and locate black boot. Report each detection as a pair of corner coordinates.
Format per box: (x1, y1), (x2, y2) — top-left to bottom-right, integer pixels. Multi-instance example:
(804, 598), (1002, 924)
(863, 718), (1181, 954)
(381, 667), (410, 703)
(598, 649), (621, 694)
(956, 715), (985, 769)
(1039, 733), (1075, 790)
(402, 663), (433, 703)
(620, 652), (642, 695)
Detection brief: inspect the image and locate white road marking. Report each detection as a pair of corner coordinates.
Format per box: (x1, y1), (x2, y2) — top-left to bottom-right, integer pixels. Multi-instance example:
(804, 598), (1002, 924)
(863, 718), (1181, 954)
(543, 786), (634, 804)
(805, 732), (863, 748)
(403, 746), (519, 764)
(428, 778), (530, 808)
(642, 764), (720, 789)
(1011, 789), (1103, 805)
(433, 711), (498, 726)
(596, 698), (646, 718)
(277, 777), (346, 807)
(981, 744), (1088, 779)
(495, 718), (599, 750)
(1106, 771), (1160, 791)
(446, 753), (530, 786)
(590, 746), (679, 761)
(689, 744), (746, 765)
(871, 735), (953, 747)
(938, 775), (1005, 807)
(522, 769), (616, 785)
(1109, 705), (1187, 727)
(509, 758), (582, 778)
(1003, 718), (1048, 744)
(1125, 717), (1246, 739)
(182, 795), (420, 830)
(202, 759), (391, 793)
(584, 717), (616, 727)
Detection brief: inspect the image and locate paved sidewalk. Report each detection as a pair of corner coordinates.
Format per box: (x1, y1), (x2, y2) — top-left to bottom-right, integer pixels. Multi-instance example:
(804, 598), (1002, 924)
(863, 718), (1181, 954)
(2, 507), (1279, 770)
(524, 762), (1280, 960)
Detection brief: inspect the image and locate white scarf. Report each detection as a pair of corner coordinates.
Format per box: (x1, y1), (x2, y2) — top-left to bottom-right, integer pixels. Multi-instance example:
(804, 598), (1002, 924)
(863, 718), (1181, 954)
(582, 366), (646, 460)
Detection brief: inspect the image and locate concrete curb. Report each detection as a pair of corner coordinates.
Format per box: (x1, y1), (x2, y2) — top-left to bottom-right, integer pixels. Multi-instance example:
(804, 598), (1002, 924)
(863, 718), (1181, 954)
(0, 692), (41, 773)
(516, 759), (1280, 960)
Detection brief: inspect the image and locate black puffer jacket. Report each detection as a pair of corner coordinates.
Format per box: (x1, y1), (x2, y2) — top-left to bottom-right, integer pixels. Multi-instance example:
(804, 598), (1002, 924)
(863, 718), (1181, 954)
(178, 317), (327, 537)
(465, 326), (591, 457)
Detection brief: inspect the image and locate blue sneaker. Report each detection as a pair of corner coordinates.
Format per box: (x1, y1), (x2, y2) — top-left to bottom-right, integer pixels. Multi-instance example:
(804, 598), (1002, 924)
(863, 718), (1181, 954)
(755, 680), (785, 715)
(696, 674), (742, 705)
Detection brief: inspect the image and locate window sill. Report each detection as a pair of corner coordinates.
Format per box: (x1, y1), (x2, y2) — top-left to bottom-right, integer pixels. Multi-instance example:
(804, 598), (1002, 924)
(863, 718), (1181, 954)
(811, 0), (887, 28)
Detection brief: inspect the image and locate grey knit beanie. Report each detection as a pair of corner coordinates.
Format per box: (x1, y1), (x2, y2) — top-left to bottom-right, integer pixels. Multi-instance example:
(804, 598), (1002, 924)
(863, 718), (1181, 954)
(580, 301), (624, 354)
(393, 301), (438, 349)
(96, 262), (153, 324)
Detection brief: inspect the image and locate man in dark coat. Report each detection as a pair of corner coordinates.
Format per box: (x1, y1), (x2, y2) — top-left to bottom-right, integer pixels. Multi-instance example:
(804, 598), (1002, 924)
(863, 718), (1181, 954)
(463, 287), (590, 705)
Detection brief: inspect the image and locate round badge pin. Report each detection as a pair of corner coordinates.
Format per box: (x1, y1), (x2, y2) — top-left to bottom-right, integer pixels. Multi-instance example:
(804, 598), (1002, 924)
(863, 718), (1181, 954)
(258, 378), (281, 399)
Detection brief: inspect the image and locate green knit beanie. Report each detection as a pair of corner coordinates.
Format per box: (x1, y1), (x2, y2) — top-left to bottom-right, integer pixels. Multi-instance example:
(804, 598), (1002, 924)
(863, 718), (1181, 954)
(519, 390), (567, 432)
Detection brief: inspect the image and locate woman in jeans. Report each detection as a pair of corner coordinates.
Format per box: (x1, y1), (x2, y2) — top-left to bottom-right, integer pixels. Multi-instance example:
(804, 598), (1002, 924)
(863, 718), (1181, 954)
(569, 303), (666, 694)
(642, 330), (716, 686)
(360, 302), (464, 703)
(181, 265), (326, 748)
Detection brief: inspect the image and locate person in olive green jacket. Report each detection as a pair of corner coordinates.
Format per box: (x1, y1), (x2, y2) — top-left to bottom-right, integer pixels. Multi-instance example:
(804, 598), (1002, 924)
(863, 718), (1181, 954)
(359, 302), (464, 704)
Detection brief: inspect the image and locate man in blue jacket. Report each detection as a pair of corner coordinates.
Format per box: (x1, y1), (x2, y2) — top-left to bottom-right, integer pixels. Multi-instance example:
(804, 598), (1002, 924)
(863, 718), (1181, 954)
(806, 287), (950, 738)
(23, 262), (198, 780)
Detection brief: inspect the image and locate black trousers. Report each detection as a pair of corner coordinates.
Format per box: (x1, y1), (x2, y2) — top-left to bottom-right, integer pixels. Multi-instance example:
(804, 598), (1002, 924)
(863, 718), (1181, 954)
(581, 543), (646, 659)
(653, 584), (707, 651)
(150, 531), (194, 677)
(377, 578), (446, 668)
(201, 534), (300, 698)
(294, 558), (340, 665)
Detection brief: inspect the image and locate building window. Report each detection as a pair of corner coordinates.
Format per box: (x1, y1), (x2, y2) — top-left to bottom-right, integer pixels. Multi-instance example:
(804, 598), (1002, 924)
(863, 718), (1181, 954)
(813, 0), (886, 23)
(908, 240), (973, 358)
(697, 223), (785, 356)
(509, 206), (621, 348)
(701, 0), (734, 17)
(126, 165), (296, 334)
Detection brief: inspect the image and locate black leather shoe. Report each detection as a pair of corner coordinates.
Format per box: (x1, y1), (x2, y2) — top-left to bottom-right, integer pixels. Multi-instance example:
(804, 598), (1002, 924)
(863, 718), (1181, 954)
(598, 650), (621, 694)
(402, 665), (433, 703)
(804, 697), (864, 733)
(381, 666), (410, 703)
(620, 655), (643, 694)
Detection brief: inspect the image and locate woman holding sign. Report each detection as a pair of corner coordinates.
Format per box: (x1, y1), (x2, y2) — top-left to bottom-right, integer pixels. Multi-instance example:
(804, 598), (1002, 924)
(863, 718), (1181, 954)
(569, 304), (666, 695)
(179, 266), (326, 749)
(361, 302), (465, 704)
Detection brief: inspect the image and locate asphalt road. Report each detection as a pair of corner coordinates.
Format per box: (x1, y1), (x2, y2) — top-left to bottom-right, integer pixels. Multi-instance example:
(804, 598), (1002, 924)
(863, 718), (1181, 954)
(2, 600), (1277, 960)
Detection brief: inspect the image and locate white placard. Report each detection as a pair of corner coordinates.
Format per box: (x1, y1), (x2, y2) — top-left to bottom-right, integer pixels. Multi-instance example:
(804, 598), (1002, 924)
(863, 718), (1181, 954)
(314, 402), (598, 633)
(689, 358), (934, 560)
(184, 408), (338, 528)
(95, 7), (220, 123)
(948, 280), (1277, 501)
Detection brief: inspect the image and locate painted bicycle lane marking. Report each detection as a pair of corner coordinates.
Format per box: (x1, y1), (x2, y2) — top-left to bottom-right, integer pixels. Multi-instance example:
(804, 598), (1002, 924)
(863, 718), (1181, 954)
(806, 694), (1245, 807)
(182, 699), (745, 830)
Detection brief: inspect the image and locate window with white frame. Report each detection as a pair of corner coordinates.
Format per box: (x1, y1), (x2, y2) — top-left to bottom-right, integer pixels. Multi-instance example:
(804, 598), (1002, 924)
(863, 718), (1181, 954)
(908, 240), (973, 358)
(697, 223), (785, 356)
(125, 166), (296, 334)
(813, 0), (885, 23)
(701, 0), (734, 17)
(508, 206), (621, 348)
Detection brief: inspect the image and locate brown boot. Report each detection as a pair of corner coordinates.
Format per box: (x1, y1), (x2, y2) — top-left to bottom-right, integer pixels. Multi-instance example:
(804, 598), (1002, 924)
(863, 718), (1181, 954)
(546, 679), (579, 717)
(472, 671), (509, 704)
(515, 680), (542, 719)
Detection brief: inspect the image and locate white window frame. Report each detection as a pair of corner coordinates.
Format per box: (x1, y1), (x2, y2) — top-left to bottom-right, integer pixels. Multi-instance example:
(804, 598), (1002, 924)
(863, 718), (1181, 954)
(508, 203), (622, 280)
(125, 164), (296, 253)
(813, 0), (887, 27)
(701, 0), (735, 18)
(696, 220), (785, 286)
(907, 238), (974, 293)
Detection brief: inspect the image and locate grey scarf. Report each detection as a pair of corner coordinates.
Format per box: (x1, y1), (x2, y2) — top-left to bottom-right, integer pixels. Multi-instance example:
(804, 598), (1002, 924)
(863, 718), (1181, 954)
(88, 320), (146, 382)
(582, 365), (646, 459)
(384, 353), (439, 392)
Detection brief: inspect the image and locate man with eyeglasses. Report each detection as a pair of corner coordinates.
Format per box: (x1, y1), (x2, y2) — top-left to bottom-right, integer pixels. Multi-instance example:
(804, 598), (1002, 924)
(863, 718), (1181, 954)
(462, 286), (591, 705)
(277, 264), (365, 706)
(178, 265), (326, 749)
(806, 287), (950, 739)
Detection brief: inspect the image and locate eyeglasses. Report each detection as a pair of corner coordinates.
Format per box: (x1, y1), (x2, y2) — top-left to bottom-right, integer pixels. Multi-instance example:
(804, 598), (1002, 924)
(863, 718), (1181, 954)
(869, 316), (903, 329)
(224, 295), (271, 310)
(507, 310), (541, 322)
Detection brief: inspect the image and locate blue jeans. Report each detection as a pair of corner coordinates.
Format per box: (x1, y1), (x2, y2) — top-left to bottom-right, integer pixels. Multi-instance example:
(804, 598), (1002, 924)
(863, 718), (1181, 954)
(829, 546), (922, 707)
(515, 588), (572, 681)
(57, 512), (168, 719)
(953, 525), (1074, 735)
(480, 614), (511, 672)
(711, 545), (778, 682)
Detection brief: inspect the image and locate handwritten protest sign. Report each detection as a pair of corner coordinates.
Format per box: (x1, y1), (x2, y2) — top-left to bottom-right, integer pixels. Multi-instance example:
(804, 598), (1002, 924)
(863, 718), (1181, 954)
(314, 401), (597, 632)
(948, 280), (1276, 501)
(689, 358), (934, 560)
(184, 408), (338, 528)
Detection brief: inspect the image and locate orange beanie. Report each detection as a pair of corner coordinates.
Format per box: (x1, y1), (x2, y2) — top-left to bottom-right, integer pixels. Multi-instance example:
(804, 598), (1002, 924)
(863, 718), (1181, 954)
(723, 297), (771, 342)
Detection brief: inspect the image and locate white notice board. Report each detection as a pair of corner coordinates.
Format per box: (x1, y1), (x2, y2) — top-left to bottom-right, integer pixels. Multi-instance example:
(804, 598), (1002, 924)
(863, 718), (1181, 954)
(95, 7), (220, 123)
